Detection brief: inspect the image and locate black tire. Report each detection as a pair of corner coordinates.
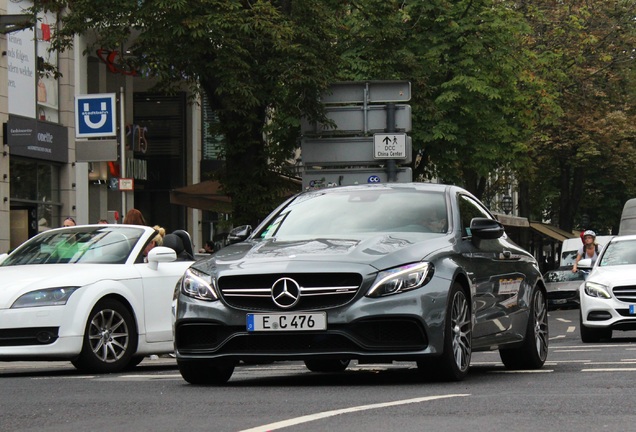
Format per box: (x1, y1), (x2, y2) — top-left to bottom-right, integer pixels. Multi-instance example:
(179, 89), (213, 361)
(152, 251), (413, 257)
(125, 355), (145, 370)
(418, 283), (471, 381)
(71, 299), (137, 373)
(304, 359), (350, 372)
(500, 288), (549, 369)
(580, 310), (612, 342)
(178, 359), (235, 385)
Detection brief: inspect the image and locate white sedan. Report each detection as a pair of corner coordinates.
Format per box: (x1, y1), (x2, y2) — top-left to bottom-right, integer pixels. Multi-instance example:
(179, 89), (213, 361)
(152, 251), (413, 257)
(0, 225), (194, 372)
(579, 234), (636, 342)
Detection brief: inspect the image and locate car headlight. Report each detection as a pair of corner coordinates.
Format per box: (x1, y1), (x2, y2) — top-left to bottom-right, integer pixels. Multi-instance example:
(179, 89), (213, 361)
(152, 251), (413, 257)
(584, 281), (611, 299)
(12, 287), (80, 308)
(181, 268), (218, 301)
(367, 262), (433, 298)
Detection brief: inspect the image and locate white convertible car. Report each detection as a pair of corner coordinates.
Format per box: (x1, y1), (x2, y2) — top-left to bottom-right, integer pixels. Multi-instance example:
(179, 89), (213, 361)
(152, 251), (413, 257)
(0, 225), (194, 373)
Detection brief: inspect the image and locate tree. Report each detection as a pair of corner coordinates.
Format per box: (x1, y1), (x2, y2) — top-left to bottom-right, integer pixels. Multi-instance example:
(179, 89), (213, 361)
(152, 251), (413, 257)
(335, 0), (540, 201)
(520, 0), (636, 233)
(38, 0), (345, 226)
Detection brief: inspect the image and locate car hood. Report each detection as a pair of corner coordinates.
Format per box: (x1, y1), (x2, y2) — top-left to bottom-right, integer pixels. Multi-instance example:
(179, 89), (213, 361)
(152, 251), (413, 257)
(194, 234), (452, 274)
(0, 264), (137, 307)
(587, 265), (636, 286)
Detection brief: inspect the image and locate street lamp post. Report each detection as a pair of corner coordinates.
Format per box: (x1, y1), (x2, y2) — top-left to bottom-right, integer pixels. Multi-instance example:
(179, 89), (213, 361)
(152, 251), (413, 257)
(502, 195), (513, 215)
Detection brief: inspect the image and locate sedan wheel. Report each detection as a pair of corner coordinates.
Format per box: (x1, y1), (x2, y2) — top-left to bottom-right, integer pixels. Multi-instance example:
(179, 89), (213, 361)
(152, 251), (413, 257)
(178, 359), (235, 385)
(304, 359), (350, 373)
(418, 283), (471, 381)
(500, 288), (549, 369)
(579, 310), (612, 342)
(72, 299), (137, 373)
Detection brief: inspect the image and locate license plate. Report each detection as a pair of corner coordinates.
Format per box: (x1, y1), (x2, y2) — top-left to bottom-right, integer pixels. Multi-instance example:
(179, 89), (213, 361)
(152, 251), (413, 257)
(554, 299), (567, 305)
(247, 312), (327, 332)
(630, 305), (636, 315)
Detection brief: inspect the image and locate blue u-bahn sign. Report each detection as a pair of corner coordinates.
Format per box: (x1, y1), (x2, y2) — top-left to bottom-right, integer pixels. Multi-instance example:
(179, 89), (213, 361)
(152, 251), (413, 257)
(75, 93), (117, 138)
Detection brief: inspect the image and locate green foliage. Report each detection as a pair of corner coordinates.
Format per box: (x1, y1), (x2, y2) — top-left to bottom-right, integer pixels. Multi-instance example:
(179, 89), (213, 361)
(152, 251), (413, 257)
(33, 0), (636, 233)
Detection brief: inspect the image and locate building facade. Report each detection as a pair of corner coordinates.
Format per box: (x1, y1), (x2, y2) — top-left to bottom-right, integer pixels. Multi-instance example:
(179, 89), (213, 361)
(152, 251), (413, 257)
(0, 1), (208, 254)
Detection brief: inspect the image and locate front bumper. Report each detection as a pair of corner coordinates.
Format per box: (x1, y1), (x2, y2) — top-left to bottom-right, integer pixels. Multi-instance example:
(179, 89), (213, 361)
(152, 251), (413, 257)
(580, 294), (636, 331)
(0, 305), (85, 360)
(174, 278), (451, 362)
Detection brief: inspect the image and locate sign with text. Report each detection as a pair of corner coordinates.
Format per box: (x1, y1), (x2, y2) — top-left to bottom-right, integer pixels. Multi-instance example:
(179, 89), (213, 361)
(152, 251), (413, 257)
(75, 93), (117, 138)
(6, 115), (68, 163)
(374, 133), (407, 159)
(118, 178), (134, 191)
(7, 1), (36, 118)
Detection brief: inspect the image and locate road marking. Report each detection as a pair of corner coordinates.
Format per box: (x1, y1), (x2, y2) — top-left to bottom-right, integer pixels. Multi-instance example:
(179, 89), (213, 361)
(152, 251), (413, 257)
(582, 368), (636, 372)
(237, 394), (470, 432)
(490, 369), (554, 374)
(553, 349), (603, 353)
(556, 318), (572, 323)
(567, 326), (576, 333)
(550, 335), (566, 340)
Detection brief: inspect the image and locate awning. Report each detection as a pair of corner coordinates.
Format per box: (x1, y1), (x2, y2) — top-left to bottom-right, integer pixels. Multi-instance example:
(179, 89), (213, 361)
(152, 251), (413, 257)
(492, 212), (529, 228)
(170, 176), (303, 213)
(529, 222), (576, 242)
(170, 180), (232, 213)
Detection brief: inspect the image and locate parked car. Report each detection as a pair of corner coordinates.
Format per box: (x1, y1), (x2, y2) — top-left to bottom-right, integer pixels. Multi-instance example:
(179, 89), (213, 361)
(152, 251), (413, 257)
(0, 224), (194, 372)
(579, 234), (636, 342)
(544, 268), (587, 309)
(173, 183), (549, 384)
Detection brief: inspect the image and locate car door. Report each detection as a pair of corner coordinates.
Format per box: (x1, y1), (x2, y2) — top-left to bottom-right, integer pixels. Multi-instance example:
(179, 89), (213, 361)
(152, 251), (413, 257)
(456, 194), (525, 339)
(136, 260), (194, 342)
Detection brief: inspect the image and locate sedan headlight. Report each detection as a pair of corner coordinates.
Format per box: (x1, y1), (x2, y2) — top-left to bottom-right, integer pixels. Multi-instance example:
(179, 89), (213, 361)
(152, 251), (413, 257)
(181, 268), (218, 301)
(12, 287), (79, 308)
(367, 262), (433, 298)
(584, 281), (611, 299)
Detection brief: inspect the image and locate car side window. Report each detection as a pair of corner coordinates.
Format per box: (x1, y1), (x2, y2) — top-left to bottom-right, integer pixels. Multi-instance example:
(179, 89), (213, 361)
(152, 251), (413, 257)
(458, 194), (493, 237)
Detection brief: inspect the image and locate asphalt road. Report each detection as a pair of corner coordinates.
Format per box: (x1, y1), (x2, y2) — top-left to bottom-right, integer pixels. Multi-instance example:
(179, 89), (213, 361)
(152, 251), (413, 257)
(2, 308), (636, 432)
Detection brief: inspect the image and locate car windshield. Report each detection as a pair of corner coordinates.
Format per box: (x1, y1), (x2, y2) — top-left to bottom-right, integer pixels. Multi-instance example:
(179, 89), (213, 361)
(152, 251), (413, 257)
(598, 239), (636, 267)
(1, 226), (144, 266)
(257, 189), (448, 239)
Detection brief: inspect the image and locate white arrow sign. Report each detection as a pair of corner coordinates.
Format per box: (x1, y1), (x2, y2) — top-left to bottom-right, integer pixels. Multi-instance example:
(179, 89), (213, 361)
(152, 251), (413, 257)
(374, 133), (407, 159)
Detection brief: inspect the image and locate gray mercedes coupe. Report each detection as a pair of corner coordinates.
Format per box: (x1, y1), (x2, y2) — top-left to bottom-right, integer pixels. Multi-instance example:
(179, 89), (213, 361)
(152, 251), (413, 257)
(173, 183), (548, 384)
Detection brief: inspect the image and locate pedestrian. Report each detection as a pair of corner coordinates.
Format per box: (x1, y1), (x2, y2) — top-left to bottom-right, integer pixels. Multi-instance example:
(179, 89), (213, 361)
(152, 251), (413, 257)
(123, 208), (146, 225)
(62, 217), (76, 227)
(204, 240), (215, 253)
(572, 230), (603, 272)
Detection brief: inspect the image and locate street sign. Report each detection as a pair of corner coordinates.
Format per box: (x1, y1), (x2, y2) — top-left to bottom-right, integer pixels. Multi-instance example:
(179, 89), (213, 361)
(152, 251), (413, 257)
(374, 133), (407, 159)
(302, 136), (412, 165)
(321, 81), (411, 104)
(118, 178), (134, 191)
(75, 139), (118, 162)
(303, 168), (412, 189)
(301, 104), (411, 135)
(75, 93), (117, 138)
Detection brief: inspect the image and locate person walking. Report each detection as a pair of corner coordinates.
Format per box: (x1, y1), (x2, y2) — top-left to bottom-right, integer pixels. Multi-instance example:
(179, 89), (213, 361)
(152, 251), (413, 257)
(122, 209), (146, 225)
(62, 217), (76, 227)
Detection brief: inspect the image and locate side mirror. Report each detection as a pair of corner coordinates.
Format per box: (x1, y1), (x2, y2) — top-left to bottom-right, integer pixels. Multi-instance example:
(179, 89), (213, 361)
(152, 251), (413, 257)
(470, 218), (504, 240)
(577, 258), (593, 270)
(227, 225), (253, 244)
(147, 246), (177, 270)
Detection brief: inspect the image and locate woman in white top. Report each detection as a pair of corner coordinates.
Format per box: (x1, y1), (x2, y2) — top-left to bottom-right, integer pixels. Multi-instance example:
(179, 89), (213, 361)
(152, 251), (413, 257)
(572, 230), (602, 272)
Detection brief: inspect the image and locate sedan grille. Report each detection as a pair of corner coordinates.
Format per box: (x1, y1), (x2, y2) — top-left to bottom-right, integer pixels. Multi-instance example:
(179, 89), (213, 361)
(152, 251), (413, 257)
(175, 318), (428, 354)
(218, 273), (363, 311)
(612, 285), (636, 303)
